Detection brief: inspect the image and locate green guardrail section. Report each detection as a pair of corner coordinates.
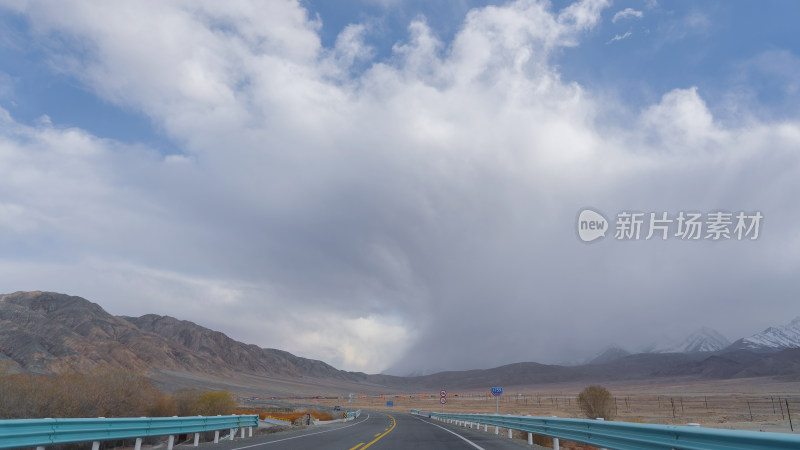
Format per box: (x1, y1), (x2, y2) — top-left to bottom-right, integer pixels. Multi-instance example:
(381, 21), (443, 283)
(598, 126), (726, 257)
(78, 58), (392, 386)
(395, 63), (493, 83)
(0, 415), (258, 449)
(411, 409), (800, 450)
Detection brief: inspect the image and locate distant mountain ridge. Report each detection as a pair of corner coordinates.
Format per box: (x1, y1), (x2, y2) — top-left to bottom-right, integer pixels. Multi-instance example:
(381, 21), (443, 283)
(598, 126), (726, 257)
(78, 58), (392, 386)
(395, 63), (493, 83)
(590, 320), (800, 366)
(0, 291), (363, 382)
(648, 327), (732, 354)
(588, 345), (630, 365)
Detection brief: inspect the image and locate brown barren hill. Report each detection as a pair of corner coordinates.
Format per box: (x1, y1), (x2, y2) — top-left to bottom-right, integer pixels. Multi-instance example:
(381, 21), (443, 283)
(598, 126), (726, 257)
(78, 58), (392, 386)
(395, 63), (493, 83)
(0, 291), (363, 384)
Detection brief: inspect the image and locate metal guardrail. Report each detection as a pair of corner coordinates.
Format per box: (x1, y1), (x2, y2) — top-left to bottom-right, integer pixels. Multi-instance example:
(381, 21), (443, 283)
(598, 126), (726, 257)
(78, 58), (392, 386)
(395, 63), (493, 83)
(411, 410), (800, 450)
(0, 415), (259, 449)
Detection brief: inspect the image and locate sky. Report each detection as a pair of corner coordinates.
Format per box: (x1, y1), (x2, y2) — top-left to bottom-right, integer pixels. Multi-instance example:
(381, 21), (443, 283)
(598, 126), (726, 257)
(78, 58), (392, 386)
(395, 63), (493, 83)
(1, 0), (799, 375)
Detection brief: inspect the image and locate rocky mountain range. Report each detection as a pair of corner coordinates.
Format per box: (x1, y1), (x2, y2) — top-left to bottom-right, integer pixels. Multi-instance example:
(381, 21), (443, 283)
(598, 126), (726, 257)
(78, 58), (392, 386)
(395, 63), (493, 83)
(2, 291), (800, 392)
(0, 291), (365, 382)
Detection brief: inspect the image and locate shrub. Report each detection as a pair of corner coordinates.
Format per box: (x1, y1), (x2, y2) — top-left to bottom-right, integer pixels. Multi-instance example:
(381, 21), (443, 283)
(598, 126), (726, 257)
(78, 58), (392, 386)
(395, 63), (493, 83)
(193, 391), (236, 416)
(577, 385), (615, 420)
(0, 366), (170, 419)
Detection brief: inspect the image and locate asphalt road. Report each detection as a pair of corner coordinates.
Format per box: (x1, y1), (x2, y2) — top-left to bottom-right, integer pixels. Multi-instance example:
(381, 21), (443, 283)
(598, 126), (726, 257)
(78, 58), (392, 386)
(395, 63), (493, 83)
(195, 412), (533, 450)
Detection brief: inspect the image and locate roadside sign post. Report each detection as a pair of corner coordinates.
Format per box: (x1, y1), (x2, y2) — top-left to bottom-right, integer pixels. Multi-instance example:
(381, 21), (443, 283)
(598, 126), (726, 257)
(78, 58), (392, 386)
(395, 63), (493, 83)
(491, 387), (503, 415)
(440, 389), (447, 413)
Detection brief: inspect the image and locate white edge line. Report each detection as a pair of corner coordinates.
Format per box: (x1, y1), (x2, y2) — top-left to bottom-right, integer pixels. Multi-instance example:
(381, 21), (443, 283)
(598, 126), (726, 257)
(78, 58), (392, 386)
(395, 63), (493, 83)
(412, 415), (486, 450)
(229, 414), (370, 449)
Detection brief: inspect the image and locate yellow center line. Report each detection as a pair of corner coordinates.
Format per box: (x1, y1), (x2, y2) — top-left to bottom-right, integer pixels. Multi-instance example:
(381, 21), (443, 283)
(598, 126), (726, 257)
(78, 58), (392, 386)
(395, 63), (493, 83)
(348, 443), (364, 450)
(361, 414), (396, 449)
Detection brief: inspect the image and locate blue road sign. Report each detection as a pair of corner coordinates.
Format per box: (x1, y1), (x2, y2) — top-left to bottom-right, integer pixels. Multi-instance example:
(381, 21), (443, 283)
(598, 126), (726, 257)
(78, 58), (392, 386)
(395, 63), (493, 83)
(387, 401), (394, 407)
(491, 387), (503, 396)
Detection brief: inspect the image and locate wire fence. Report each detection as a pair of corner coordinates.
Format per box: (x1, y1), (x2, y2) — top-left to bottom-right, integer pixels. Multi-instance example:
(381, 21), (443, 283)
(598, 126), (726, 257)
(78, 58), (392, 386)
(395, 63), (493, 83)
(396, 392), (800, 429)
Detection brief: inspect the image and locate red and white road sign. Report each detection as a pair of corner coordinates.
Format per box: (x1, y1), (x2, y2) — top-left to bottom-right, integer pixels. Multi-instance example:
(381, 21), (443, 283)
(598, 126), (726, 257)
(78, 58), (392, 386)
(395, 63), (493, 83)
(440, 397), (447, 404)
(440, 389), (447, 397)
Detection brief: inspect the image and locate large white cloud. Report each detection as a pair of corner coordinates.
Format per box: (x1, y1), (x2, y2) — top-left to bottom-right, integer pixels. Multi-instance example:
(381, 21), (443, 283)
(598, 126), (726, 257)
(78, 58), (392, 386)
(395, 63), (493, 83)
(0, 0), (799, 373)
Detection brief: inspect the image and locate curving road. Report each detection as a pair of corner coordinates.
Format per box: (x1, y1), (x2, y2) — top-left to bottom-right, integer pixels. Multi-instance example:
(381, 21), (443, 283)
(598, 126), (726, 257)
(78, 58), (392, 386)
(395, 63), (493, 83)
(199, 412), (533, 449)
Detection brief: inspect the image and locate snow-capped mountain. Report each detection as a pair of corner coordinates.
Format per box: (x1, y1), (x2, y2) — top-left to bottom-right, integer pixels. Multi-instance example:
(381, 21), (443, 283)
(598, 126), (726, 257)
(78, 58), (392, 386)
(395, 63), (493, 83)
(647, 327), (731, 354)
(728, 317), (800, 351)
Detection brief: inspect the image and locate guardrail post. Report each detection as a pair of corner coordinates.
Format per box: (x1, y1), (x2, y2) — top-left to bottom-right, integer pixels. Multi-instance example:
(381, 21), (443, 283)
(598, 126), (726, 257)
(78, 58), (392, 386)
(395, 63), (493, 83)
(214, 430), (220, 443)
(596, 418), (607, 450)
(230, 428), (235, 440)
(495, 425), (499, 435)
(92, 441), (100, 450)
(167, 435), (175, 450)
(194, 432), (200, 446)
(550, 416), (560, 450)
(249, 426), (253, 437)
(528, 432), (533, 445)
(240, 427), (245, 438)
(135, 438), (142, 450)
(36, 447), (44, 450)
(508, 428), (512, 438)
(484, 423), (487, 432)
